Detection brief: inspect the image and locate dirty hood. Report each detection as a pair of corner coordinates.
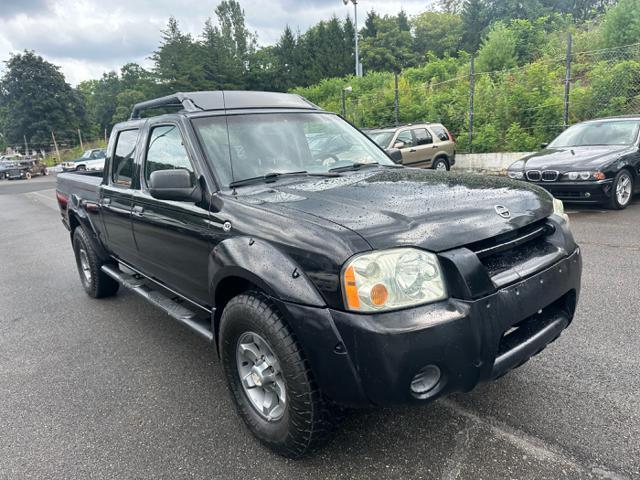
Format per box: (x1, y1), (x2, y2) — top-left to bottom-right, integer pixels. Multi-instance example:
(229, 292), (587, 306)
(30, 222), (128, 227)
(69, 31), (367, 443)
(237, 168), (553, 252)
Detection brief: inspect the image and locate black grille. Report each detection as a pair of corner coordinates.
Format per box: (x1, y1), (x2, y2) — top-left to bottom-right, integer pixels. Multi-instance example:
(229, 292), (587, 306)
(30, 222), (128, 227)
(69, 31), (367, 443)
(526, 170), (541, 181)
(541, 170), (559, 182)
(466, 220), (556, 279)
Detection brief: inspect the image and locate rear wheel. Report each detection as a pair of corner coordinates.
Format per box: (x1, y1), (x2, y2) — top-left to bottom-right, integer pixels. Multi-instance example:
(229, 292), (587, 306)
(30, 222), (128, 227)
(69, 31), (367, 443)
(607, 170), (634, 210)
(72, 228), (119, 298)
(432, 157), (449, 171)
(76, 165), (86, 172)
(25, 172), (32, 180)
(219, 291), (340, 458)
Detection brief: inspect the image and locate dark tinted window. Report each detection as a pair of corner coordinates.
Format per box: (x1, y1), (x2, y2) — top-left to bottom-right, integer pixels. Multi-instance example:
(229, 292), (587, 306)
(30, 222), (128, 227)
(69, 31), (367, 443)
(431, 125), (450, 142)
(144, 125), (195, 186)
(395, 130), (414, 147)
(413, 128), (433, 145)
(112, 129), (138, 187)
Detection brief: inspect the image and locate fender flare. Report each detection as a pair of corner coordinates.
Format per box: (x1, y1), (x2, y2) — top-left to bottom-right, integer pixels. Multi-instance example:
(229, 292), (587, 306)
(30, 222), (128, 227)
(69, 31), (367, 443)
(209, 236), (326, 308)
(68, 202), (111, 262)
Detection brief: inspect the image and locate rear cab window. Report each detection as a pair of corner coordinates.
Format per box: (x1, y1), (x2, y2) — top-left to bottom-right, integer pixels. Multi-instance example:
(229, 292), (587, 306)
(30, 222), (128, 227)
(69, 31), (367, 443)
(111, 129), (139, 187)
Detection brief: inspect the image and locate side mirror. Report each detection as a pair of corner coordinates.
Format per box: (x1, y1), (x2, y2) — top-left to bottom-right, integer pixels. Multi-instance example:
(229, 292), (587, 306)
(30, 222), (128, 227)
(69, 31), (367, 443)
(393, 141), (405, 149)
(385, 148), (403, 164)
(540, 143), (549, 149)
(149, 169), (200, 202)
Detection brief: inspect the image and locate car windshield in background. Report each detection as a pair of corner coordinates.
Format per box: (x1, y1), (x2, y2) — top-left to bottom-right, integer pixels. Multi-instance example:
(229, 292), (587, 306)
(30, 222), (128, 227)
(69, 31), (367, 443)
(367, 131), (394, 148)
(192, 113), (394, 186)
(549, 120), (640, 148)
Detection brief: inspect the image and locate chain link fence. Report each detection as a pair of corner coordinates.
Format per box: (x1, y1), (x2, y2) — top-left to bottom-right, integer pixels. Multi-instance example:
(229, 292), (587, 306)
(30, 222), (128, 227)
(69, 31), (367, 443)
(336, 38), (640, 153)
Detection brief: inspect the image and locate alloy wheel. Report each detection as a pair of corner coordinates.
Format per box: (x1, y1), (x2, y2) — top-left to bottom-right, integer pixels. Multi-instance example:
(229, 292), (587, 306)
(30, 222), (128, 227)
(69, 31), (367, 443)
(616, 173), (632, 206)
(236, 331), (286, 422)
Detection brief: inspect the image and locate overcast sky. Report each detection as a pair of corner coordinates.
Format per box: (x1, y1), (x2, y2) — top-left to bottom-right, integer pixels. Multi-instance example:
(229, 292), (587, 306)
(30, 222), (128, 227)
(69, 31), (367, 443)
(0, 0), (434, 85)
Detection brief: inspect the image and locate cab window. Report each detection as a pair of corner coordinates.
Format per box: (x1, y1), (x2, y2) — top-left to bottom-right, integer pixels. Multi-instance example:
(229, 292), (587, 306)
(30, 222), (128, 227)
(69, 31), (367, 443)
(144, 125), (196, 187)
(112, 129), (139, 187)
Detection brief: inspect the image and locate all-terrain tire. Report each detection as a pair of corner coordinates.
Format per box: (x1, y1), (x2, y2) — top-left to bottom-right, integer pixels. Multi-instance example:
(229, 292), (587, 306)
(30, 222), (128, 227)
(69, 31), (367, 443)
(219, 291), (341, 458)
(72, 227), (119, 298)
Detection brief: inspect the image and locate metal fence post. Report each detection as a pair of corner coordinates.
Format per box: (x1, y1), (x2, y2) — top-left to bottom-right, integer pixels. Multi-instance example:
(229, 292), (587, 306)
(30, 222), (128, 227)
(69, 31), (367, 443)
(563, 32), (572, 130)
(394, 72), (400, 126)
(468, 55), (475, 153)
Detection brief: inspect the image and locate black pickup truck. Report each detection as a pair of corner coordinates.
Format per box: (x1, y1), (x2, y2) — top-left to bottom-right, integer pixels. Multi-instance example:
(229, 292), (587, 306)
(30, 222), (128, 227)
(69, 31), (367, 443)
(57, 91), (582, 458)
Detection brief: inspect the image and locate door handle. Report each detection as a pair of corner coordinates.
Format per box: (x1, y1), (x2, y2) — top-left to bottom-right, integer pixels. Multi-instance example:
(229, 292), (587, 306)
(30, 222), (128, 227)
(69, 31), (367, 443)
(132, 205), (144, 217)
(432, 145), (438, 149)
(409, 149), (417, 153)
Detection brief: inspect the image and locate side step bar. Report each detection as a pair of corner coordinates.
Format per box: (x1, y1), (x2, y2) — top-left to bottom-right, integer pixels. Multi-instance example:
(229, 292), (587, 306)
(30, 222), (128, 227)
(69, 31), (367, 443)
(101, 265), (213, 341)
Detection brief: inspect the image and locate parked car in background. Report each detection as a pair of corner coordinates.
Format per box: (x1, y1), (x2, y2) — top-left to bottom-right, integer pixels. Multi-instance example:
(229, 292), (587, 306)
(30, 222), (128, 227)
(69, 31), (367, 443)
(0, 159), (18, 180)
(5, 158), (48, 180)
(62, 149), (106, 172)
(507, 116), (640, 209)
(364, 123), (456, 170)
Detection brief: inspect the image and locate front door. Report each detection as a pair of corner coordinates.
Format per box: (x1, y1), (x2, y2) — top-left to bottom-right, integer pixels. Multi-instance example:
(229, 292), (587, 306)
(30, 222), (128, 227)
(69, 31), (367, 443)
(131, 123), (212, 305)
(100, 128), (139, 263)
(409, 127), (435, 167)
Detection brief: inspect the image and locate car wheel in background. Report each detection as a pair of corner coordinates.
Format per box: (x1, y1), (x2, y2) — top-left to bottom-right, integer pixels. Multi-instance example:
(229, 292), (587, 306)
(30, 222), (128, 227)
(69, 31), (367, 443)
(76, 165), (86, 172)
(432, 157), (449, 171)
(72, 228), (119, 298)
(219, 291), (342, 458)
(25, 172), (32, 180)
(608, 170), (634, 210)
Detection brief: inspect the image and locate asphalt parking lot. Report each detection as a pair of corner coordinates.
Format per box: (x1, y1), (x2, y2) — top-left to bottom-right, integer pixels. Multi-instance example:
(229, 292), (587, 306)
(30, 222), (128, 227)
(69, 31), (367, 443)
(1, 175), (638, 480)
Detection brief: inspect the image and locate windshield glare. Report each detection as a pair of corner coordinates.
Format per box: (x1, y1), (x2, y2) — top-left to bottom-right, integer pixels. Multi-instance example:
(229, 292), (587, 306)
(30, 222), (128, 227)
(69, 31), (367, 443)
(549, 120), (640, 148)
(192, 113), (394, 186)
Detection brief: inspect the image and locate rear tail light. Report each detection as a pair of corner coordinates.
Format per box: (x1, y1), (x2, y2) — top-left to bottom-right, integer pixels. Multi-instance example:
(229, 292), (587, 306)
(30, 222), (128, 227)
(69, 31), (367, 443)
(56, 191), (69, 208)
(446, 128), (455, 142)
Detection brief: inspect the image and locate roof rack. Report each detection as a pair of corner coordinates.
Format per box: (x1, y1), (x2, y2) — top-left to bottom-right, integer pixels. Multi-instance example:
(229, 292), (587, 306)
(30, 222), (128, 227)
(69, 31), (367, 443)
(130, 93), (202, 120)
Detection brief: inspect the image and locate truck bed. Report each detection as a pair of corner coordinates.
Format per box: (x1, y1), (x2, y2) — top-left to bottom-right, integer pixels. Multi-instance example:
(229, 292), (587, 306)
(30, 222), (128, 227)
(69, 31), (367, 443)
(56, 171), (103, 203)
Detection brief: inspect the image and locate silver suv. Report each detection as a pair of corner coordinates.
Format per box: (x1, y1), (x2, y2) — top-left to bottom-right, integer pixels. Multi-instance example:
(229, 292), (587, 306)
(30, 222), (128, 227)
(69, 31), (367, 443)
(365, 123), (456, 170)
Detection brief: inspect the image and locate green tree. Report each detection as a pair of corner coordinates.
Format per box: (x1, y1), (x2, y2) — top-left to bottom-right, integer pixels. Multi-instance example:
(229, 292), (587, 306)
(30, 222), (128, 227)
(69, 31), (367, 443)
(602, 0), (640, 48)
(152, 17), (207, 94)
(360, 15), (417, 72)
(413, 11), (463, 59)
(461, 0), (488, 52)
(475, 23), (518, 72)
(0, 51), (84, 146)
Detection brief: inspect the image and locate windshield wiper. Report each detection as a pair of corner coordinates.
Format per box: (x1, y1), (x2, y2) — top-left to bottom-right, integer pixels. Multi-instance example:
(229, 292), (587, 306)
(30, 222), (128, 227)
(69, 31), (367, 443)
(329, 162), (380, 173)
(228, 171), (338, 188)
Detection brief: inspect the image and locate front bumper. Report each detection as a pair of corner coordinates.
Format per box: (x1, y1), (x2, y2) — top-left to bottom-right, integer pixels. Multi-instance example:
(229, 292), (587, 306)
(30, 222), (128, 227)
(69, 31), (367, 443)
(527, 179), (613, 203)
(275, 248), (581, 407)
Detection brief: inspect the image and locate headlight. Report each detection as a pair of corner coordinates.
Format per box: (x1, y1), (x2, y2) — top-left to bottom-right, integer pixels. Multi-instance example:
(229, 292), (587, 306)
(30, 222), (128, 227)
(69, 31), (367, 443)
(342, 248), (447, 312)
(507, 170), (525, 180)
(563, 171), (605, 181)
(553, 197), (569, 224)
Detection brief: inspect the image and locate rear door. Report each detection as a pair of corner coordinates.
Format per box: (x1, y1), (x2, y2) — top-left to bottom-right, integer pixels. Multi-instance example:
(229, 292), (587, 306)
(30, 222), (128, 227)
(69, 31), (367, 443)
(408, 127), (435, 167)
(100, 128), (140, 263)
(428, 124), (455, 160)
(130, 121), (212, 305)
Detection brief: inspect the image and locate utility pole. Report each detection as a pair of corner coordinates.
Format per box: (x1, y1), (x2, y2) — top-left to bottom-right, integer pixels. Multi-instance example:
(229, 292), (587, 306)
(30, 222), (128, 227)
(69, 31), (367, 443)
(51, 130), (61, 164)
(563, 32), (573, 130)
(342, 86), (352, 119)
(343, 0), (361, 77)
(394, 72), (400, 126)
(77, 129), (84, 151)
(23, 135), (29, 157)
(468, 55), (475, 153)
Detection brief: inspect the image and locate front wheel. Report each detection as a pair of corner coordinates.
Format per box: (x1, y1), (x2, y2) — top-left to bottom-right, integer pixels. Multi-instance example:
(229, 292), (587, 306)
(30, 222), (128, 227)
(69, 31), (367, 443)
(72, 228), (119, 298)
(432, 157), (449, 171)
(607, 170), (634, 210)
(219, 292), (340, 458)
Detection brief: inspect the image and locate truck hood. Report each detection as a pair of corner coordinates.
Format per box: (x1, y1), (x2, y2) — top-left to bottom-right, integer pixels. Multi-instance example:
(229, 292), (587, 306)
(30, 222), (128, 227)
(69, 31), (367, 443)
(519, 146), (631, 171)
(235, 168), (553, 252)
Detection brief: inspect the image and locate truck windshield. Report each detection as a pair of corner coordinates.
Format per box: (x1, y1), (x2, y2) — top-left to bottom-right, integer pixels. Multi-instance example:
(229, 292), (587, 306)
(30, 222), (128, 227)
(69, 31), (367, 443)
(548, 120), (640, 148)
(192, 112), (394, 187)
